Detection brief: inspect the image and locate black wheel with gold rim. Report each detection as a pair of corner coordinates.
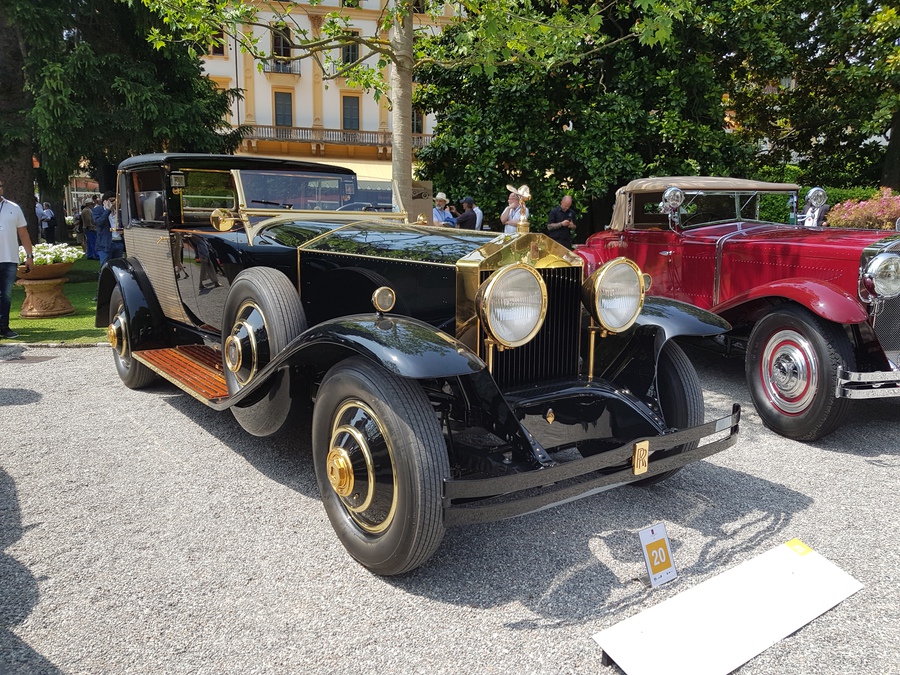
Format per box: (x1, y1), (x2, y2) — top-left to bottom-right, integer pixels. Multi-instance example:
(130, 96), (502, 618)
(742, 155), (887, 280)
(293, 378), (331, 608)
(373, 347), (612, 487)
(108, 286), (156, 389)
(312, 357), (449, 575)
(222, 268), (307, 437)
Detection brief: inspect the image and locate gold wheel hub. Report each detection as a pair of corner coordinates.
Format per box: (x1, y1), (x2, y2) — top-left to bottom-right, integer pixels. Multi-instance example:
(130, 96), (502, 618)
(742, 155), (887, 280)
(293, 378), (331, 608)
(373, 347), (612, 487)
(107, 323), (119, 350)
(326, 447), (354, 497)
(224, 334), (243, 373)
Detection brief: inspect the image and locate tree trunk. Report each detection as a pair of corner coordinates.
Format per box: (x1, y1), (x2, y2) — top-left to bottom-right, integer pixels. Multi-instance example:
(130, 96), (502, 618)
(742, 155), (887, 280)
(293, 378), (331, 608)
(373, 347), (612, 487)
(390, 6), (414, 214)
(881, 111), (900, 191)
(0, 9), (38, 243)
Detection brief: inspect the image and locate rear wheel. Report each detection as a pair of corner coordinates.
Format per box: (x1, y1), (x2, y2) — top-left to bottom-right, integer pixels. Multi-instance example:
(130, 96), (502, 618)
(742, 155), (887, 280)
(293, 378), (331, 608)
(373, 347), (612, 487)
(223, 268), (307, 437)
(108, 286), (156, 389)
(634, 340), (704, 486)
(746, 304), (853, 441)
(312, 357), (449, 575)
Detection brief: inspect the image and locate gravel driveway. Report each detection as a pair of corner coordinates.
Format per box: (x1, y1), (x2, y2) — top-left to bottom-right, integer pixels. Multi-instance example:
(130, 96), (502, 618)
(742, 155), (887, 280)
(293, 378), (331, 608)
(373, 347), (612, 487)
(1, 341), (898, 674)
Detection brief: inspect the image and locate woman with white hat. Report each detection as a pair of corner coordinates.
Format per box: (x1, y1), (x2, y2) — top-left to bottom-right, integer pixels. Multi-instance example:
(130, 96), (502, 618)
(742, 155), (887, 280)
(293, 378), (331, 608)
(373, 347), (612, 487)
(432, 192), (458, 227)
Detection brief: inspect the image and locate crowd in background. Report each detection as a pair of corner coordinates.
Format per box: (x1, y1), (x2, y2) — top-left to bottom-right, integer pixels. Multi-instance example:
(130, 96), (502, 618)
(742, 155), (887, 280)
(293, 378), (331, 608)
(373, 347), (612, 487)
(432, 190), (577, 249)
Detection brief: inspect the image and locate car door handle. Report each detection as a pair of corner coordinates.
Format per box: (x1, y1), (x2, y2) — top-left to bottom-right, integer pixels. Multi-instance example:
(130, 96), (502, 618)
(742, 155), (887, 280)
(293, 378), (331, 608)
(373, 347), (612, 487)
(659, 251), (673, 257)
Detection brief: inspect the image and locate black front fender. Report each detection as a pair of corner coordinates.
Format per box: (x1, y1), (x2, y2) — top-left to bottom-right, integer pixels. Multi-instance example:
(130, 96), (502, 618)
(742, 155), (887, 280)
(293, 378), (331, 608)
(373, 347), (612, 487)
(288, 314), (485, 379)
(95, 259), (167, 349)
(593, 296), (730, 398)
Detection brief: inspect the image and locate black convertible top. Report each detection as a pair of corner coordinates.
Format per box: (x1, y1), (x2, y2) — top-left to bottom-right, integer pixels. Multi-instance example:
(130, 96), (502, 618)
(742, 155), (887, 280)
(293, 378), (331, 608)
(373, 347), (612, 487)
(118, 153), (355, 176)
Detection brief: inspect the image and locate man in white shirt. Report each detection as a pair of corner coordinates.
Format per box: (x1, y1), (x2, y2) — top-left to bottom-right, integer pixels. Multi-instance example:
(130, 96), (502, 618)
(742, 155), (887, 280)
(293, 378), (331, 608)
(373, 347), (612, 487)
(500, 192), (528, 234)
(472, 200), (485, 230)
(1, 181), (35, 339)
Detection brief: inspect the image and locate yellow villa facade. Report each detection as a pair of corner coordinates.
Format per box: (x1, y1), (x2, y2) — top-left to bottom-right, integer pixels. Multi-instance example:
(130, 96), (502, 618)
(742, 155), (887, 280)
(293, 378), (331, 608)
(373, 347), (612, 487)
(201, 1), (451, 206)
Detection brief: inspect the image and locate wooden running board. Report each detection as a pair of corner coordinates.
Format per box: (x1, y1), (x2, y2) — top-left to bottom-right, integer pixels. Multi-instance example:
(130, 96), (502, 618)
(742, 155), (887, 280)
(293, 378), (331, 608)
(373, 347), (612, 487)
(132, 344), (229, 404)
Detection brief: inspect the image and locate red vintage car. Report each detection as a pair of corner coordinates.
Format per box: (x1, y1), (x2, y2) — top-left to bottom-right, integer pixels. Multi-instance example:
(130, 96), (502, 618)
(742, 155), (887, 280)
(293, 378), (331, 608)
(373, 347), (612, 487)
(578, 176), (900, 441)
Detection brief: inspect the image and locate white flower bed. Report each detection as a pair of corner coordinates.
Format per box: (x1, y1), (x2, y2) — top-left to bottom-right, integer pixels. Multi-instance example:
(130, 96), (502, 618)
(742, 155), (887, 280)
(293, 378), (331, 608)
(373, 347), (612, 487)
(19, 243), (86, 265)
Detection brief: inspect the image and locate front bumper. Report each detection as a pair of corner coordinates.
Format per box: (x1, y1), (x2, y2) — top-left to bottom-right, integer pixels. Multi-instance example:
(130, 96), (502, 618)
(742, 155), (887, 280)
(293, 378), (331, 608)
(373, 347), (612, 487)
(837, 368), (900, 399)
(443, 405), (741, 526)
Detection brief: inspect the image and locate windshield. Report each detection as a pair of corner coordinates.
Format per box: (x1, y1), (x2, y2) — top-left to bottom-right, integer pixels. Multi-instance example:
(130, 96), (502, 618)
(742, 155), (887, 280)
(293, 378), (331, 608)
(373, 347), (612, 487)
(238, 169), (357, 211)
(635, 190), (797, 229)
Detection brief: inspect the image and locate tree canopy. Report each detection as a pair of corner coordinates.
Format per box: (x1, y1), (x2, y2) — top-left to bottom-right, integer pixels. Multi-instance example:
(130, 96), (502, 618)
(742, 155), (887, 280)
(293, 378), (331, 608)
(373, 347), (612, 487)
(0, 0), (243, 194)
(727, 0), (900, 190)
(414, 1), (755, 229)
(415, 0), (900, 231)
(140, 0), (686, 212)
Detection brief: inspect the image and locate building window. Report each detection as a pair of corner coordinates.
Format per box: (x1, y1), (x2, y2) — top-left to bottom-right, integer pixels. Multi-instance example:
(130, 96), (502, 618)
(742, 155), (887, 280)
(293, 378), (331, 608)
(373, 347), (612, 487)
(412, 109), (425, 135)
(275, 92), (293, 127)
(342, 96), (360, 130)
(411, 0), (425, 12)
(210, 30), (225, 56)
(342, 32), (359, 66)
(273, 26), (291, 59)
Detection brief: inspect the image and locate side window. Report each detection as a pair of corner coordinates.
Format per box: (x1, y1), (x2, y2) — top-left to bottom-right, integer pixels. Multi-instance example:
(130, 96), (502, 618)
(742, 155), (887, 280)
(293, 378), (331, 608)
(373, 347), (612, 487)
(181, 170), (237, 224)
(130, 170), (165, 224)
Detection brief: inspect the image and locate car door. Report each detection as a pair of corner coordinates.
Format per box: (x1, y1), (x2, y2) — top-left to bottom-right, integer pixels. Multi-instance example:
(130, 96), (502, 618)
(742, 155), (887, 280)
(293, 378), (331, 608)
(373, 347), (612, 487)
(623, 225), (680, 299)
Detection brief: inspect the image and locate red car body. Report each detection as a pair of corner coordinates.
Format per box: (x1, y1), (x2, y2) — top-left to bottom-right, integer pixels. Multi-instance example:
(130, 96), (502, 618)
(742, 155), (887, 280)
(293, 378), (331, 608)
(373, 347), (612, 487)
(578, 177), (900, 441)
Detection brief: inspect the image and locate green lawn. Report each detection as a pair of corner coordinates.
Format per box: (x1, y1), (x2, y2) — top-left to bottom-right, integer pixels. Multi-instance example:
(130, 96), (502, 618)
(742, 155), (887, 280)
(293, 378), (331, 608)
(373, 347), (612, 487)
(9, 256), (108, 344)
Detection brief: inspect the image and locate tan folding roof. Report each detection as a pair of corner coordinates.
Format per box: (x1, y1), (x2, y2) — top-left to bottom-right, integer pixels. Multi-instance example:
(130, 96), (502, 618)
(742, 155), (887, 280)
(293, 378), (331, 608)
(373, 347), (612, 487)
(619, 176), (799, 193)
(609, 176), (800, 230)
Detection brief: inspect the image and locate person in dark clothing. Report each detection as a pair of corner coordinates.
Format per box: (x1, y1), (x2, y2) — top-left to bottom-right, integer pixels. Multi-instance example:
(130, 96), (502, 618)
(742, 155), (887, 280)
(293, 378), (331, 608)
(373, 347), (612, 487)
(81, 200), (98, 259)
(546, 195), (577, 248)
(456, 197), (478, 230)
(93, 196), (113, 266)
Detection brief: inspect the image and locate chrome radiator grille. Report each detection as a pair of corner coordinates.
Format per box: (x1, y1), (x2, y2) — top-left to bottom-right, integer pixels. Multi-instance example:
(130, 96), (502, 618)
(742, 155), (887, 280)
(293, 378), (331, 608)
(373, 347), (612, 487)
(873, 296), (900, 353)
(488, 266), (583, 389)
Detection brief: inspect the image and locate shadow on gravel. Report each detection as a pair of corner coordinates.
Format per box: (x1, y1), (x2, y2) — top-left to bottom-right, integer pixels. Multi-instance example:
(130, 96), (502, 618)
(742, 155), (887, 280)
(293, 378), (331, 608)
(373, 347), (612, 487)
(393, 462), (811, 629)
(0, 388), (41, 406)
(159, 390), (320, 498)
(150, 368), (812, 631)
(0, 469), (60, 674)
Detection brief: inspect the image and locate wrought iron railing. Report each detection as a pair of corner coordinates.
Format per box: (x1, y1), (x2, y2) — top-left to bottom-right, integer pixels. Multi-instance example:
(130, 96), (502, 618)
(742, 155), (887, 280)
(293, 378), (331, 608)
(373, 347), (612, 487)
(243, 124), (432, 149)
(262, 60), (302, 75)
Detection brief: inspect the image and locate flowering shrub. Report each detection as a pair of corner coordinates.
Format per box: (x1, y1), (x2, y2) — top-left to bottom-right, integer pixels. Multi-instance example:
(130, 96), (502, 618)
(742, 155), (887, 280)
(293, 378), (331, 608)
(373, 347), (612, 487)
(827, 188), (900, 230)
(19, 243), (86, 265)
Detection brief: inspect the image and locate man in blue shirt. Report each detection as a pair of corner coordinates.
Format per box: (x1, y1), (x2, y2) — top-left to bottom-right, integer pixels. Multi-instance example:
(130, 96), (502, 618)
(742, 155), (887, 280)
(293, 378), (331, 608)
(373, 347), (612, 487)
(432, 192), (457, 227)
(93, 196), (113, 266)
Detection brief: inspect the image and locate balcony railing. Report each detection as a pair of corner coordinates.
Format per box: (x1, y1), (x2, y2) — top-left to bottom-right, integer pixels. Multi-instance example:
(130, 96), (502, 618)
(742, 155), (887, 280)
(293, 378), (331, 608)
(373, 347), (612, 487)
(244, 124), (433, 148)
(262, 60), (301, 75)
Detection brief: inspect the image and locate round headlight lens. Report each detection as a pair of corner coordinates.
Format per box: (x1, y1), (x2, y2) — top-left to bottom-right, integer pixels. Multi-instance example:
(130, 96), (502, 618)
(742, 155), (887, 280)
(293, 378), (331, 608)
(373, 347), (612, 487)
(477, 264), (547, 348)
(805, 187), (827, 208)
(582, 258), (645, 332)
(866, 253), (900, 298)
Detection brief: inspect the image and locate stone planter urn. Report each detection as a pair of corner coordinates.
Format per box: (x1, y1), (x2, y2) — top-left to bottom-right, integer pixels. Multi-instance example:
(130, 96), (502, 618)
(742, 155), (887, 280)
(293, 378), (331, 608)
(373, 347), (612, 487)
(15, 262), (76, 318)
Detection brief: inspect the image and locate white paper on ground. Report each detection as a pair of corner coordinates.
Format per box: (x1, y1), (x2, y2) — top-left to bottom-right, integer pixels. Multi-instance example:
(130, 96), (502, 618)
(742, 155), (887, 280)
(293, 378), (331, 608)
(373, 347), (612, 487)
(593, 539), (863, 675)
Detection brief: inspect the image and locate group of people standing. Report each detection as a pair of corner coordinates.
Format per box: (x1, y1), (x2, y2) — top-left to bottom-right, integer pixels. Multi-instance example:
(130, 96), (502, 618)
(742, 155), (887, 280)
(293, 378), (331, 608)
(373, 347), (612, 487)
(432, 189), (578, 249)
(75, 194), (124, 265)
(431, 192), (486, 230)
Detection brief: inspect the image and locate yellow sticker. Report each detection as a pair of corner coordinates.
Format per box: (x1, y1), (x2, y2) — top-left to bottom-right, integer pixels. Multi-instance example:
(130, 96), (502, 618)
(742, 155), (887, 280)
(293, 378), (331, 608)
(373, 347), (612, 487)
(785, 539), (812, 556)
(646, 539), (672, 575)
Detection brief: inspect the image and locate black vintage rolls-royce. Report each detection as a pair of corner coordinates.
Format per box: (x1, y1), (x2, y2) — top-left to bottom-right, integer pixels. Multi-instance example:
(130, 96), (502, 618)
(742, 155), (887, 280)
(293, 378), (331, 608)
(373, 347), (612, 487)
(96, 154), (741, 575)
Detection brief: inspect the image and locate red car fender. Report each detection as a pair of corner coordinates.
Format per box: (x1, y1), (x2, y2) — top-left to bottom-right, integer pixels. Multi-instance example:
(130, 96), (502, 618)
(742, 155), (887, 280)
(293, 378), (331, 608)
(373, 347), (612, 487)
(716, 278), (868, 325)
(574, 240), (626, 275)
(574, 245), (603, 275)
